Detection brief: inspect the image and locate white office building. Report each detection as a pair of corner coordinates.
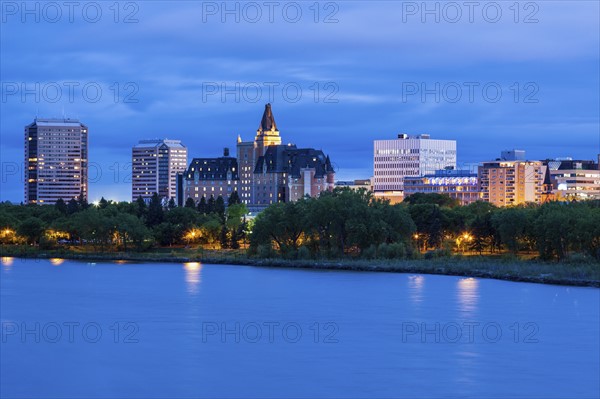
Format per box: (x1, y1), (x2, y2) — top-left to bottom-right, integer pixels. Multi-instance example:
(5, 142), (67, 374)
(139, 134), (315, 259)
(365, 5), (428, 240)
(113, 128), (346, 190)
(132, 139), (188, 201)
(373, 134), (456, 192)
(24, 118), (88, 205)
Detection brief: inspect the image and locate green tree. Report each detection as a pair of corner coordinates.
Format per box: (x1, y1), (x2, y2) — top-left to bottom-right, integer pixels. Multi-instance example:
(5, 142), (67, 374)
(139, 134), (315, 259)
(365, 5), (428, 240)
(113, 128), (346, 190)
(215, 196), (226, 221)
(54, 198), (68, 215)
(115, 212), (151, 251)
(492, 207), (534, 254)
(163, 206), (201, 244)
(154, 222), (176, 246)
(197, 196), (207, 215)
(409, 204), (446, 250)
(534, 204), (575, 260)
(226, 203), (248, 249)
(168, 198), (176, 209)
(77, 208), (112, 250)
(251, 201), (306, 255)
(146, 193), (164, 227)
(185, 197), (196, 209)
(98, 197), (109, 209)
(77, 192), (88, 210)
(219, 225), (229, 249)
(404, 193), (460, 208)
(67, 198), (80, 215)
(469, 215), (491, 254)
(228, 190), (241, 205)
(135, 196), (147, 218)
(17, 217), (46, 245)
(574, 205), (600, 259)
(207, 195), (216, 214)
(200, 214), (222, 247)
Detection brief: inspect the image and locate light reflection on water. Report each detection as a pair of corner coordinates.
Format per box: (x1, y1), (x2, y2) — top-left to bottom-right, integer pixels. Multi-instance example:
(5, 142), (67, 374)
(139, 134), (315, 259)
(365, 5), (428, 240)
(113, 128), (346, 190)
(49, 258), (64, 266)
(184, 262), (202, 294)
(1, 256), (14, 266)
(457, 277), (479, 315)
(408, 275), (424, 304)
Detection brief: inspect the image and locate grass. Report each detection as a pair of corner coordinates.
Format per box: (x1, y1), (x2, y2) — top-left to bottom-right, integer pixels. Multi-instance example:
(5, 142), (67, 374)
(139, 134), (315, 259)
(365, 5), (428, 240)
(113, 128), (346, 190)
(1, 245), (598, 287)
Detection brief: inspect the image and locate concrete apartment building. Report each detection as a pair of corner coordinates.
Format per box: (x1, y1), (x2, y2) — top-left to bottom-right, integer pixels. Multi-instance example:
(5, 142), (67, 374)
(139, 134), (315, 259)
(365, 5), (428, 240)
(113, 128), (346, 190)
(478, 156), (545, 206)
(24, 118), (88, 205)
(373, 134), (457, 194)
(131, 139), (188, 202)
(178, 104), (335, 210)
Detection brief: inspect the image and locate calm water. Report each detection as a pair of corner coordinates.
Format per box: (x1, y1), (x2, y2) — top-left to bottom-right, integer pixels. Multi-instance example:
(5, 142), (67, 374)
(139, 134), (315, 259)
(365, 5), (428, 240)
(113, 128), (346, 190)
(1, 257), (598, 399)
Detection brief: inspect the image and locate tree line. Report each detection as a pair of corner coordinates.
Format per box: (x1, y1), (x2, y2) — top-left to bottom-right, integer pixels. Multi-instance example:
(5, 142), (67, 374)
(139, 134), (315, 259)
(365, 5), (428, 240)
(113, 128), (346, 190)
(0, 192), (248, 251)
(1, 189), (598, 262)
(250, 190), (600, 261)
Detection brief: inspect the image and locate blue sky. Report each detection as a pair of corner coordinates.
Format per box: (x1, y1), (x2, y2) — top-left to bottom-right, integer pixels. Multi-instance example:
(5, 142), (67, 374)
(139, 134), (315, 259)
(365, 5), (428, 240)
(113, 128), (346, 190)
(1, 1), (599, 202)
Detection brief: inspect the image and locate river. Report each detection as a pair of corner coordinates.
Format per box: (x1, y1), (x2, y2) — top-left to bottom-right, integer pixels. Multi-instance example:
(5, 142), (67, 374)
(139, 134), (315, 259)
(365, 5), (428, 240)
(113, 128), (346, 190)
(1, 257), (598, 398)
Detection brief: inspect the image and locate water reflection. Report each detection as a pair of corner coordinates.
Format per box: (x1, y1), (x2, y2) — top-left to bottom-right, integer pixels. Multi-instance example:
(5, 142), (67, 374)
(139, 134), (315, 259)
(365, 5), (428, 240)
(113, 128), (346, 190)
(408, 275), (425, 304)
(184, 262), (202, 294)
(1, 257), (14, 266)
(49, 258), (64, 266)
(454, 349), (480, 389)
(457, 277), (479, 315)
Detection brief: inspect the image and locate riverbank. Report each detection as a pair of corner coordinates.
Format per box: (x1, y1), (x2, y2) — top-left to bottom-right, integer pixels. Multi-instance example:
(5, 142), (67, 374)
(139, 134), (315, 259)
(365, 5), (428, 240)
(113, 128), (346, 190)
(1, 246), (599, 287)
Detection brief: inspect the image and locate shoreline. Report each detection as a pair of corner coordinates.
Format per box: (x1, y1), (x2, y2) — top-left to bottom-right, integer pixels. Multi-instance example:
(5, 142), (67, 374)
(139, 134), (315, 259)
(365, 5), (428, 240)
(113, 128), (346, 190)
(2, 249), (599, 288)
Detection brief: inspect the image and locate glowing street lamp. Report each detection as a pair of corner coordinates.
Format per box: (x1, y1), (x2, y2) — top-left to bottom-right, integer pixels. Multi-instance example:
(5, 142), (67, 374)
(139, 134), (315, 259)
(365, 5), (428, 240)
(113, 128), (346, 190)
(185, 229), (201, 245)
(457, 232), (473, 253)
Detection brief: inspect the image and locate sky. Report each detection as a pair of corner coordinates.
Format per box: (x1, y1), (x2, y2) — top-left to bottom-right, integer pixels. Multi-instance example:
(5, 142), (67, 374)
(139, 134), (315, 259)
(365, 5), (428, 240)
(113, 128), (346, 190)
(1, 1), (599, 203)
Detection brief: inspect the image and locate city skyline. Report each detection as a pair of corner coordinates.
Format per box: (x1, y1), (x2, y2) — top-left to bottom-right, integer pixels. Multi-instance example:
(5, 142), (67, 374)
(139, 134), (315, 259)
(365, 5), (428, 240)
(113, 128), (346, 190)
(1, 1), (599, 202)
(8, 111), (600, 204)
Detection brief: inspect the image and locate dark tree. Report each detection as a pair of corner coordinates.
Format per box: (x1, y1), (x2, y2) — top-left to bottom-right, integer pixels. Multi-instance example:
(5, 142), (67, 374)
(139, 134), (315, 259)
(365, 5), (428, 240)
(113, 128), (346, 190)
(228, 190), (241, 206)
(215, 196), (226, 220)
(67, 198), (80, 215)
(146, 193), (164, 227)
(230, 222), (245, 249)
(409, 204), (446, 250)
(469, 215), (489, 254)
(220, 225), (229, 249)
(207, 195), (216, 214)
(135, 196), (147, 218)
(197, 196), (207, 215)
(17, 217), (45, 245)
(77, 192), (88, 210)
(404, 193), (460, 208)
(98, 197), (109, 209)
(55, 198), (68, 215)
(185, 197), (196, 208)
(168, 198), (176, 209)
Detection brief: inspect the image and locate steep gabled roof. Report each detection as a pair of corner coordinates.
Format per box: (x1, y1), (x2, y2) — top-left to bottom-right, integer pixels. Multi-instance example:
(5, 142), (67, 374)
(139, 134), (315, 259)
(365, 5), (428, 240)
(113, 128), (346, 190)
(258, 103), (277, 132)
(254, 145), (334, 178)
(185, 156), (239, 181)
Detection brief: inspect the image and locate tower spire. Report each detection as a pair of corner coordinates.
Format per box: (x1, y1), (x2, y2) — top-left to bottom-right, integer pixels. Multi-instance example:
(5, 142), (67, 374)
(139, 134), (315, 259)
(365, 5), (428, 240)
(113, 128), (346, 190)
(254, 103), (281, 155)
(258, 103), (277, 132)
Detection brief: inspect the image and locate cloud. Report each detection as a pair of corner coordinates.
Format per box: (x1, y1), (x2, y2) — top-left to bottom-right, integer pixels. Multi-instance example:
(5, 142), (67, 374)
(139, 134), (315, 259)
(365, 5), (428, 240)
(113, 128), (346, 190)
(0, 1), (598, 202)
